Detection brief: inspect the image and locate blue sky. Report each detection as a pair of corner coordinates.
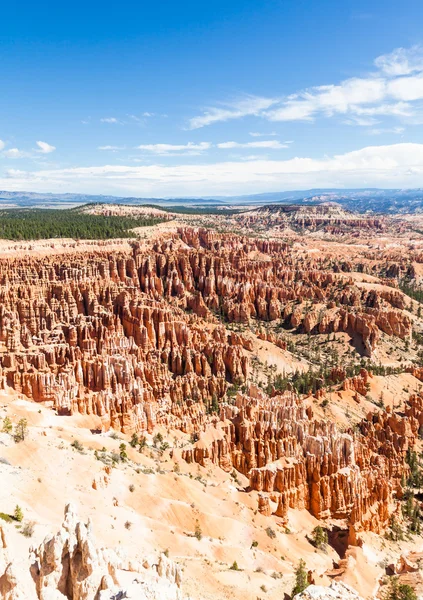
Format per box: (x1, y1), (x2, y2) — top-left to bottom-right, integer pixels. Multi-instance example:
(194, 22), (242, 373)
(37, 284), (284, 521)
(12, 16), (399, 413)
(2, 0), (423, 196)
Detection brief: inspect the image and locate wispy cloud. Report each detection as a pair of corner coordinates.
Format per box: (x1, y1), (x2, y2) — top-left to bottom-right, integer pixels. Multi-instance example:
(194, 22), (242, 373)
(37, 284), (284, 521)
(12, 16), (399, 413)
(100, 117), (121, 124)
(98, 145), (125, 151)
(217, 140), (287, 149)
(188, 46), (423, 128)
(0, 140), (5, 151)
(249, 131), (279, 137)
(188, 96), (279, 129)
(36, 141), (56, 154)
(368, 126), (405, 135)
(3, 148), (27, 159)
(135, 142), (211, 155)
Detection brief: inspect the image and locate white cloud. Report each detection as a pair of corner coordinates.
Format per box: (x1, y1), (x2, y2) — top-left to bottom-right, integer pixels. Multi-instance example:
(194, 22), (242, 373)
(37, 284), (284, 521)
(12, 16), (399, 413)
(344, 116), (379, 126)
(249, 131), (278, 137)
(135, 142), (211, 155)
(98, 145), (125, 151)
(36, 141), (56, 154)
(217, 140), (287, 149)
(188, 96), (279, 129)
(0, 140), (5, 151)
(375, 45), (423, 76)
(3, 148), (26, 159)
(368, 126), (405, 135)
(3, 143), (423, 195)
(189, 46), (423, 128)
(100, 117), (121, 124)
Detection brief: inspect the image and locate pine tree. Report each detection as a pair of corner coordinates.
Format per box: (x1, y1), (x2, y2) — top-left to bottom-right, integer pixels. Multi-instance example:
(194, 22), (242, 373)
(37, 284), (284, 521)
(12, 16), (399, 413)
(119, 443), (128, 461)
(14, 505), (23, 522)
(311, 525), (328, 549)
(129, 433), (139, 448)
(383, 576), (417, 600)
(2, 417), (12, 434)
(291, 559), (309, 597)
(14, 418), (28, 442)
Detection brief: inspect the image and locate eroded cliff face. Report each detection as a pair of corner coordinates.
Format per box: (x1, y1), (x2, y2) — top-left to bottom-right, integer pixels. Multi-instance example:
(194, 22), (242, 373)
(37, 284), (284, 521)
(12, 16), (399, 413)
(182, 384), (423, 539)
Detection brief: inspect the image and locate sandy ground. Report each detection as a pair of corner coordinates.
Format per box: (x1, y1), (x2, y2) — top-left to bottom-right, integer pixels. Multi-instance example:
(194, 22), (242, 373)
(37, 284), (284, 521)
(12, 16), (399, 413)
(2, 382), (423, 599)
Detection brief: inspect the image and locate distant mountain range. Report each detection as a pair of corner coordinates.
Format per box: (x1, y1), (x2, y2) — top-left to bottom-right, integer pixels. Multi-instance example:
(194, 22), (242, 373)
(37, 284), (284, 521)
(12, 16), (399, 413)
(2, 188), (423, 213)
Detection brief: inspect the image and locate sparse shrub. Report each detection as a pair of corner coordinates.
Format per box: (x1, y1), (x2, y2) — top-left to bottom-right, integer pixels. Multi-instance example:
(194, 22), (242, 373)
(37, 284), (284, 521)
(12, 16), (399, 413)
(251, 540), (258, 548)
(130, 433), (139, 448)
(71, 439), (84, 452)
(14, 505), (23, 522)
(21, 521), (35, 537)
(194, 520), (202, 540)
(173, 462), (180, 474)
(124, 520), (132, 530)
(229, 561), (240, 571)
(265, 526), (276, 539)
(110, 452), (120, 465)
(0, 513), (13, 523)
(129, 484), (135, 493)
(153, 433), (163, 447)
(109, 431), (120, 440)
(260, 584), (267, 593)
(271, 571), (283, 579)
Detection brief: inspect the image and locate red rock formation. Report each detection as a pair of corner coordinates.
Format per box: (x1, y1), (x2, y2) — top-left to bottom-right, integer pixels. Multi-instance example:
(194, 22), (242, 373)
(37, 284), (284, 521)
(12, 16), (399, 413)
(342, 369), (371, 396)
(0, 228), (414, 435)
(182, 384), (422, 538)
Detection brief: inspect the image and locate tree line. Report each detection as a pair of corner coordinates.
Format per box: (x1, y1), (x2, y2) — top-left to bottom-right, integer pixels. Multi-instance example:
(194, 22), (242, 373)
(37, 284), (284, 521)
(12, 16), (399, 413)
(0, 209), (164, 241)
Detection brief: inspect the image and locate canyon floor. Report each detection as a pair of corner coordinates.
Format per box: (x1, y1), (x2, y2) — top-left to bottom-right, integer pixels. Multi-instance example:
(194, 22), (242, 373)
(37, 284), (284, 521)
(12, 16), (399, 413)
(2, 202), (423, 599)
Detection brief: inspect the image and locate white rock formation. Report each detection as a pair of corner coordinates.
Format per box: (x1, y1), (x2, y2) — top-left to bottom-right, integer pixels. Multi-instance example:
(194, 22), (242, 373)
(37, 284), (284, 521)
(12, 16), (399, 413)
(294, 581), (364, 600)
(0, 525), (23, 600)
(31, 504), (184, 600)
